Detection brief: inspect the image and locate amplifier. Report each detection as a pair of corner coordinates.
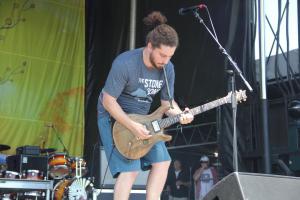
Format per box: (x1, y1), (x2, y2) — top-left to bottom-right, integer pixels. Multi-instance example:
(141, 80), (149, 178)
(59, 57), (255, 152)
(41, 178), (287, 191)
(16, 145), (41, 155)
(6, 154), (48, 178)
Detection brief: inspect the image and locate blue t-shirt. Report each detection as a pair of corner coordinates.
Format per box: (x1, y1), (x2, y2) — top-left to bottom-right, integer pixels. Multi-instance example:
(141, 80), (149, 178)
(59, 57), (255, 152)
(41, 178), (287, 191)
(98, 48), (175, 117)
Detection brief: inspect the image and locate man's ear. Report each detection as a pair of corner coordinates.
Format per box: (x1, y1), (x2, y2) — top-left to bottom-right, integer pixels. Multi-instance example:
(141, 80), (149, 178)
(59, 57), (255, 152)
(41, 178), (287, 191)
(147, 42), (153, 51)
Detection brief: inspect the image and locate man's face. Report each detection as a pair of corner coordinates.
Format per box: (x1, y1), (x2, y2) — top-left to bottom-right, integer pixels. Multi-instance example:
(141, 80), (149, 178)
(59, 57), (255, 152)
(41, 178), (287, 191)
(174, 160), (181, 170)
(201, 162), (209, 169)
(148, 43), (176, 69)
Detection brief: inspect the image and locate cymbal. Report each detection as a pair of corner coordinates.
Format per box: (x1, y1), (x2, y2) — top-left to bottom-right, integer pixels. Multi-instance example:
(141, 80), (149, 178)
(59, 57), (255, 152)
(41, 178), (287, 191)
(40, 148), (56, 154)
(0, 144), (10, 151)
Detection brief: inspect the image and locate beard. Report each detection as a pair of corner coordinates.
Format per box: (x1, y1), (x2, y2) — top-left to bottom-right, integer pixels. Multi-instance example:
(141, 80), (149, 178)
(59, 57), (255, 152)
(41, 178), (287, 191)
(149, 52), (163, 69)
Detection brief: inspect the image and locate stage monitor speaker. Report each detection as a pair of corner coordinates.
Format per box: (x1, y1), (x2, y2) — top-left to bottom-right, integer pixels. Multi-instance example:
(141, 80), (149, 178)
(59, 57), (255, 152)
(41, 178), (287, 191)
(203, 172), (300, 200)
(96, 189), (146, 200)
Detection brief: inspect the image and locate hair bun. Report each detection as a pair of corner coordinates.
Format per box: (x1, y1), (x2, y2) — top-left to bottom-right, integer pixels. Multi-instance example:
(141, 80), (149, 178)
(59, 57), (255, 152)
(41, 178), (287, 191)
(143, 11), (167, 30)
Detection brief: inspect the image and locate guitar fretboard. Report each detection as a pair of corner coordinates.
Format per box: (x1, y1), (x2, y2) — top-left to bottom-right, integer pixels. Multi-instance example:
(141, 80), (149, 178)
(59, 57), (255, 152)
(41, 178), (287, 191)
(158, 96), (230, 129)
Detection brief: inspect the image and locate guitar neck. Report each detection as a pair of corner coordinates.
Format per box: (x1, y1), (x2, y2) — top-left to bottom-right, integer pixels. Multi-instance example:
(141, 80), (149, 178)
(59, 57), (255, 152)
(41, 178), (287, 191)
(159, 96), (229, 129)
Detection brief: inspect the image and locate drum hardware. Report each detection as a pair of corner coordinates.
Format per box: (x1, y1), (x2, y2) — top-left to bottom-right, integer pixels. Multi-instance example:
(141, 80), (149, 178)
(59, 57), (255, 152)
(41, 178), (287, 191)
(53, 177), (92, 200)
(0, 193), (17, 200)
(6, 154), (48, 180)
(70, 157), (88, 178)
(0, 171), (19, 200)
(20, 169), (46, 199)
(21, 190), (45, 199)
(22, 169), (44, 180)
(2, 170), (21, 179)
(1, 142), (95, 199)
(0, 165), (7, 178)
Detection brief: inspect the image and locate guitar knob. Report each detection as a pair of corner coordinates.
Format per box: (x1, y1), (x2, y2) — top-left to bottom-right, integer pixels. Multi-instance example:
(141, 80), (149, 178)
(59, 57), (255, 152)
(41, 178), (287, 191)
(143, 140), (149, 145)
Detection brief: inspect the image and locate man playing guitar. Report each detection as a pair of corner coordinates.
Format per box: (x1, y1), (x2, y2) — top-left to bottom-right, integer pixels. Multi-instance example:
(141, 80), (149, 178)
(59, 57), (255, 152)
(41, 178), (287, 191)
(97, 11), (194, 200)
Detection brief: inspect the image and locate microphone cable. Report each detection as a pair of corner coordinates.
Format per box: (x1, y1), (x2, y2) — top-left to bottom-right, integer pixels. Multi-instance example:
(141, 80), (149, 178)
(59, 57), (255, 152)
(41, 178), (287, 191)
(203, 6), (219, 42)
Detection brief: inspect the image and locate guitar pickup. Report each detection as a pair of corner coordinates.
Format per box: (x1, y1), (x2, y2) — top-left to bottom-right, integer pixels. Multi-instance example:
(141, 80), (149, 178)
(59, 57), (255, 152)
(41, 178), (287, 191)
(151, 120), (161, 132)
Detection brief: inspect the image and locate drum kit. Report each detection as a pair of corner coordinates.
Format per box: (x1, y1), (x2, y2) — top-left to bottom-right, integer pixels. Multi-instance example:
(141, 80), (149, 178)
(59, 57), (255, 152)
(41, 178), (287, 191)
(0, 144), (94, 200)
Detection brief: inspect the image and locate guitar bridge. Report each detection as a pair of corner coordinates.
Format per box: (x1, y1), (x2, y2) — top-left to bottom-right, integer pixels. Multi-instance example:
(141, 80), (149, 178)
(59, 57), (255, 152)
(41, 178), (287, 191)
(151, 120), (161, 132)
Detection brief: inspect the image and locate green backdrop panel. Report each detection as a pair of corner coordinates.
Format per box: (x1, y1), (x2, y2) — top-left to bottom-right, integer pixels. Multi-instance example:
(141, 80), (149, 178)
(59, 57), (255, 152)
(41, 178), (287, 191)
(0, 0), (85, 156)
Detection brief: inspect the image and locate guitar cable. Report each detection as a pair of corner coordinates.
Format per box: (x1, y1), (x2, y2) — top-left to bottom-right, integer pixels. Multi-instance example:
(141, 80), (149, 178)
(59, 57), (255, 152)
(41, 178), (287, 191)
(90, 141), (100, 182)
(98, 145), (115, 199)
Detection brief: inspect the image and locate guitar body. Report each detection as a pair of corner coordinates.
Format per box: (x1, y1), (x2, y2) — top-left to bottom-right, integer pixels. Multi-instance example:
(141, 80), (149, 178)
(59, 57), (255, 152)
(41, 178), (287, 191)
(113, 106), (172, 160)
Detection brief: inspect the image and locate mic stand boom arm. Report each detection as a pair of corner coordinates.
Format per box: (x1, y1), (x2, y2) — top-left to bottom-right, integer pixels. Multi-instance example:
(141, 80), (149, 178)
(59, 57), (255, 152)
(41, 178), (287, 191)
(52, 125), (70, 155)
(192, 10), (253, 92)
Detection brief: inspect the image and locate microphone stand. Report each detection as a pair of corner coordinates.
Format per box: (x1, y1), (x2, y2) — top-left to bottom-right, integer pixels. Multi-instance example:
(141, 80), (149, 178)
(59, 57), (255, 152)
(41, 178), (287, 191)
(188, 166), (192, 200)
(50, 124), (70, 155)
(191, 10), (253, 172)
(228, 70), (238, 171)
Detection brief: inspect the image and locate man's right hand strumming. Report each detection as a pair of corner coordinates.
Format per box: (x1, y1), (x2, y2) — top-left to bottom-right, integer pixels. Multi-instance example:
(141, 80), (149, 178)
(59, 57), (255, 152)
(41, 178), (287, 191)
(103, 91), (151, 140)
(129, 121), (152, 140)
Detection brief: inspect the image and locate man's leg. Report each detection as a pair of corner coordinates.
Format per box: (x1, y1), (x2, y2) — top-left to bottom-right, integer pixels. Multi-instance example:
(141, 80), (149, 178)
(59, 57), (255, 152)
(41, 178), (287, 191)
(114, 171), (139, 200)
(146, 160), (171, 200)
(98, 116), (141, 200)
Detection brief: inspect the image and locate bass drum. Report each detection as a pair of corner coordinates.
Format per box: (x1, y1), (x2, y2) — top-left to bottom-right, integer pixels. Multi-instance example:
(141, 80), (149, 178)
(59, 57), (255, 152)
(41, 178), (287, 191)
(53, 178), (92, 200)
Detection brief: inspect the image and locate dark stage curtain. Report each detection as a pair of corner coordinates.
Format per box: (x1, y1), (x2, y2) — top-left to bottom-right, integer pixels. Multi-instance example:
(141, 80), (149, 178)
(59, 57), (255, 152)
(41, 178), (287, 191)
(85, 0), (131, 187)
(218, 0), (260, 176)
(85, 0), (259, 185)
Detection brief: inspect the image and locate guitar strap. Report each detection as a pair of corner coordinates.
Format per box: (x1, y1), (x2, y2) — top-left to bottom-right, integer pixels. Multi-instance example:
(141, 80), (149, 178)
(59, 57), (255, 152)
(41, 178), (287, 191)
(163, 65), (174, 109)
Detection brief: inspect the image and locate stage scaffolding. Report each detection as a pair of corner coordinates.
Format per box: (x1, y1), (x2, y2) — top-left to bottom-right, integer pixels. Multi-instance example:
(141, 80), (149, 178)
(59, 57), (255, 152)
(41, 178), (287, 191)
(164, 108), (221, 158)
(165, 122), (218, 150)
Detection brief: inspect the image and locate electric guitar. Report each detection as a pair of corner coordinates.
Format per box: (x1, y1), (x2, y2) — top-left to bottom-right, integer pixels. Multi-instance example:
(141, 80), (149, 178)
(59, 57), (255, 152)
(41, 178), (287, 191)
(113, 90), (247, 159)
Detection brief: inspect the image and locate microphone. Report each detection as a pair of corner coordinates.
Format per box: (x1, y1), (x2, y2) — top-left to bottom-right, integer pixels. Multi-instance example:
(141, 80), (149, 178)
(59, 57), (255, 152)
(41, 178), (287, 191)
(178, 4), (206, 15)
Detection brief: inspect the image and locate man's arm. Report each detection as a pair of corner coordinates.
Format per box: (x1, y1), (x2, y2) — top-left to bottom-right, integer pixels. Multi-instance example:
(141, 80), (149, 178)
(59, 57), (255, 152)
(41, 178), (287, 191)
(193, 167), (204, 181)
(161, 99), (194, 124)
(102, 91), (151, 139)
(161, 99), (181, 116)
(176, 180), (191, 187)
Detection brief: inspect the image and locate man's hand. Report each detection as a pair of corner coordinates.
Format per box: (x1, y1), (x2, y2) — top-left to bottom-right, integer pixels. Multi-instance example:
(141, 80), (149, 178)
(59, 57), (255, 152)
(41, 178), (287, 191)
(199, 166), (205, 173)
(176, 180), (183, 186)
(179, 108), (194, 124)
(129, 121), (152, 140)
(103, 92), (151, 140)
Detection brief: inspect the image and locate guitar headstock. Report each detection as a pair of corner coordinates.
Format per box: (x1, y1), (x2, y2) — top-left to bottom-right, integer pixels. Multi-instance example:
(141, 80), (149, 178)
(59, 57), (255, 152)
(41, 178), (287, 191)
(226, 90), (247, 103)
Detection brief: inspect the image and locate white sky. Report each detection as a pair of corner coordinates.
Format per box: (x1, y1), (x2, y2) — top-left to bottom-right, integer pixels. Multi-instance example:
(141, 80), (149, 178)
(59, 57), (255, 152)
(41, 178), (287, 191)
(255, 0), (298, 59)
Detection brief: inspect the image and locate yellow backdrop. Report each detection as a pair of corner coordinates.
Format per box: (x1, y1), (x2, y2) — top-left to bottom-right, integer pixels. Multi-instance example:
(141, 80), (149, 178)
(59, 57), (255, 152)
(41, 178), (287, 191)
(0, 0), (85, 156)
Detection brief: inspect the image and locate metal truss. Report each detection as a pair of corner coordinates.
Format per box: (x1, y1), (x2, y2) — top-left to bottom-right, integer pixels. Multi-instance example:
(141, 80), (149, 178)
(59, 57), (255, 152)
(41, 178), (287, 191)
(164, 122), (218, 150)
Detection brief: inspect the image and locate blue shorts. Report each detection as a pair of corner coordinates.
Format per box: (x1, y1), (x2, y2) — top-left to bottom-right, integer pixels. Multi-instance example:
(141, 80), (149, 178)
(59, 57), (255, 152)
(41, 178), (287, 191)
(97, 115), (171, 178)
